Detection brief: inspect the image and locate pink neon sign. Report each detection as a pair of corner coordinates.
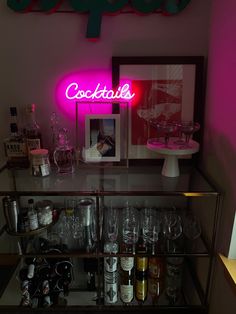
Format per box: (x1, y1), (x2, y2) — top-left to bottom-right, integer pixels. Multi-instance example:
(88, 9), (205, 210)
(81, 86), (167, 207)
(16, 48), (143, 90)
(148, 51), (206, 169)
(65, 82), (135, 100)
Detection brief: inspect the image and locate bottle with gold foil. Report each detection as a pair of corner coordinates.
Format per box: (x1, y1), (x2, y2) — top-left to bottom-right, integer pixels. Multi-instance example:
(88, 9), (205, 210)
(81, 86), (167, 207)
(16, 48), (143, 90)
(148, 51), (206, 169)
(135, 252), (148, 303)
(135, 268), (148, 303)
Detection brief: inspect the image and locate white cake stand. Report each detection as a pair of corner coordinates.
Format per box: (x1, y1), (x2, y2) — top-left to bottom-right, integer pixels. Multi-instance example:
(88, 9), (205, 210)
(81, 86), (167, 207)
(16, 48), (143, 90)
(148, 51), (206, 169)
(147, 138), (200, 177)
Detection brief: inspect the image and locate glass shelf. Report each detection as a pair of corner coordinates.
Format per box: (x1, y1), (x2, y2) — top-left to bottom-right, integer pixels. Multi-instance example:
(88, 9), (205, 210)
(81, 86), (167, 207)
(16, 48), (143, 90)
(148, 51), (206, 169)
(0, 165), (218, 196)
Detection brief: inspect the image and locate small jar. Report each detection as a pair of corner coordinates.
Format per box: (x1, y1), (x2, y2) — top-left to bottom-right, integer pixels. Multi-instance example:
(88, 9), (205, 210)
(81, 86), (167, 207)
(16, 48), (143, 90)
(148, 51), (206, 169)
(30, 149), (50, 177)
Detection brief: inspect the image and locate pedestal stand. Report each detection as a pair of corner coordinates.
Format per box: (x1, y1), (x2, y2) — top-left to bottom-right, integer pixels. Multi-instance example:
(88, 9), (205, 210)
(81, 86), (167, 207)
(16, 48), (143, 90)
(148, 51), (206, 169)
(147, 138), (199, 177)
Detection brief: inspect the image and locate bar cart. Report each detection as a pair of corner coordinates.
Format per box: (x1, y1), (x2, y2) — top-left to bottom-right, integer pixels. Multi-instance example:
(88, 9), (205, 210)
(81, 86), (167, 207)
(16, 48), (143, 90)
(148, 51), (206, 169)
(0, 162), (220, 314)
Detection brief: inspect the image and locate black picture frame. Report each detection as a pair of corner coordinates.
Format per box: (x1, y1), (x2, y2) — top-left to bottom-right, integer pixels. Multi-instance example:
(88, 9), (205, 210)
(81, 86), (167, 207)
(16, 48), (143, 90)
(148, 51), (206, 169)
(112, 56), (205, 161)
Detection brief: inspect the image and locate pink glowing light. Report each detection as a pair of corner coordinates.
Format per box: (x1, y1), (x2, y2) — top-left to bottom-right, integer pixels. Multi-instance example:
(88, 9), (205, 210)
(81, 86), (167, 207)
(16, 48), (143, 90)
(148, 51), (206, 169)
(65, 82), (135, 101)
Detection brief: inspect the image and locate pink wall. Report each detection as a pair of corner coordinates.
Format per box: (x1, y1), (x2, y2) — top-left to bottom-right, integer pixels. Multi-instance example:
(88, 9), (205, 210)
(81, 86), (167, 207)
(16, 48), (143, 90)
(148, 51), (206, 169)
(0, 0), (211, 162)
(203, 0), (236, 258)
(203, 0), (236, 312)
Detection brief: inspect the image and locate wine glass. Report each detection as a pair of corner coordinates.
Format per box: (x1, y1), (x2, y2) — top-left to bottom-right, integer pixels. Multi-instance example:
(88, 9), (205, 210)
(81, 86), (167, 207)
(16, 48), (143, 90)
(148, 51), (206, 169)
(163, 210), (183, 253)
(141, 207), (160, 254)
(179, 121), (200, 148)
(122, 204), (140, 253)
(183, 212), (201, 252)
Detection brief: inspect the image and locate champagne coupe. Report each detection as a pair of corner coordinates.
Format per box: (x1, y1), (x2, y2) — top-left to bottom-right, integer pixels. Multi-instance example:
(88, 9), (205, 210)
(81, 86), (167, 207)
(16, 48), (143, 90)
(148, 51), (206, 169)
(179, 121), (200, 148)
(156, 121), (178, 148)
(173, 120), (185, 145)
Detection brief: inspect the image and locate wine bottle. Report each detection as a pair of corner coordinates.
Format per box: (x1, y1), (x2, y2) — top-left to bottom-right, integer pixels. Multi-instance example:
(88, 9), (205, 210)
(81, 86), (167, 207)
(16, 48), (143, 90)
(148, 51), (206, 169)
(148, 257), (165, 304)
(135, 270), (148, 303)
(104, 242), (118, 305)
(120, 256), (134, 304)
(135, 241), (148, 303)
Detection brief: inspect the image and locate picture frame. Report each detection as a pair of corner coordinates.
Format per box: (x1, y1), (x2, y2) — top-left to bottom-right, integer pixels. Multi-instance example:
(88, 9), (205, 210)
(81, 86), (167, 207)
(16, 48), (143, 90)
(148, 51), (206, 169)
(84, 114), (121, 163)
(112, 56), (204, 160)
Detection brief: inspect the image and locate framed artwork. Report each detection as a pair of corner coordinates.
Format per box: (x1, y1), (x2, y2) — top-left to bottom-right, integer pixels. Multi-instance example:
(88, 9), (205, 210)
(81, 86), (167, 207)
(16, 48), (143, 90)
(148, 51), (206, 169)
(84, 114), (121, 162)
(112, 56), (204, 159)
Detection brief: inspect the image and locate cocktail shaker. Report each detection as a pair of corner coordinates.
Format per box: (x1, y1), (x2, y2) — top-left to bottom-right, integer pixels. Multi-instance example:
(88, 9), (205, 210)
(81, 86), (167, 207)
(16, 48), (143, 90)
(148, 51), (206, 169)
(3, 196), (19, 232)
(77, 198), (95, 252)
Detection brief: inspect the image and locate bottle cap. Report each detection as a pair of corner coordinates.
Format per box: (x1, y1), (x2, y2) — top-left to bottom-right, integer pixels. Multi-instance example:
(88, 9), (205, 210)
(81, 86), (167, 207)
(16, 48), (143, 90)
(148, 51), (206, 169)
(30, 149), (48, 156)
(10, 107), (17, 116)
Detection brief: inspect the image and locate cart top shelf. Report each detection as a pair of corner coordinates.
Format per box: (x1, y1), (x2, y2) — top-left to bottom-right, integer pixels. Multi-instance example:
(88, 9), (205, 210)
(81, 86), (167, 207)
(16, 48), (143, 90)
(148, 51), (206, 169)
(0, 165), (218, 196)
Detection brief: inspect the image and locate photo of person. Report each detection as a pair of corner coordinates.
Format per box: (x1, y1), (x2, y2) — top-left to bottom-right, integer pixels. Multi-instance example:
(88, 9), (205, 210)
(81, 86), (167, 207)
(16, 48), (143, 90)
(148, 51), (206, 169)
(85, 114), (120, 162)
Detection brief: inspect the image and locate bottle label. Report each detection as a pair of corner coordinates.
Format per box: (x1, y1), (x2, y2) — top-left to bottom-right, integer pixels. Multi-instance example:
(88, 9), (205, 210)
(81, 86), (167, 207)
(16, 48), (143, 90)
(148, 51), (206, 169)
(120, 285), (133, 303)
(136, 257), (148, 271)
(120, 257), (134, 271)
(135, 279), (147, 301)
(27, 138), (41, 152)
(4, 140), (28, 157)
(104, 257), (118, 272)
(105, 282), (118, 303)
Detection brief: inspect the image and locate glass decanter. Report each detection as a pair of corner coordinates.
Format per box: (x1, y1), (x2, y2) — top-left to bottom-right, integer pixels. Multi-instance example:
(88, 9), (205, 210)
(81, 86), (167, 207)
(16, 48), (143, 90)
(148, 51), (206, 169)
(53, 128), (75, 174)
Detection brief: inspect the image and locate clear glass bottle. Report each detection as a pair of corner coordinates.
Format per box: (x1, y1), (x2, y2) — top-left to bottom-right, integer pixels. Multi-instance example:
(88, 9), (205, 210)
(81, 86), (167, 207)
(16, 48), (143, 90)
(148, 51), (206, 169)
(27, 199), (39, 231)
(24, 104), (42, 153)
(53, 128), (75, 174)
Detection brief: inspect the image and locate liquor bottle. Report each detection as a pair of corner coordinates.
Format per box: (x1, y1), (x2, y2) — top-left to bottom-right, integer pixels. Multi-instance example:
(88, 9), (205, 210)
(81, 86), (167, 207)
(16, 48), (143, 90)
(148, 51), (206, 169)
(4, 106), (28, 168)
(24, 104), (42, 154)
(120, 256), (134, 304)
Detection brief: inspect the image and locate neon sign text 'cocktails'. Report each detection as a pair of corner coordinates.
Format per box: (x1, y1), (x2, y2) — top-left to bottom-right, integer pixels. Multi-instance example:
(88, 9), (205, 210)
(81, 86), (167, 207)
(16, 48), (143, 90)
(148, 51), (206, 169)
(65, 83), (135, 100)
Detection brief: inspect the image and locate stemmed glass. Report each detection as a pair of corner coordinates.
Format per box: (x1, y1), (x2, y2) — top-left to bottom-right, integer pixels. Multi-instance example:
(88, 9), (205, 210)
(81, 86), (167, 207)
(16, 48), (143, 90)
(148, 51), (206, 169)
(103, 202), (119, 253)
(179, 121), (200, 148)
(156, 121), (178, 148)
(141, 207), (161, 254)
(122, 203), (140, 253)
(183, 212), (201, 252)
(162, 210), (183, 253)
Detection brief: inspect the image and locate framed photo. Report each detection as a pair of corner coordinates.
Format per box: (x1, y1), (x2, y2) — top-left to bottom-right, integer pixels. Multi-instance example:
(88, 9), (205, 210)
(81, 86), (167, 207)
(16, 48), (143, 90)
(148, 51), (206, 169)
(85, 114), (121, 162)
(112, 56), (204, 159)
